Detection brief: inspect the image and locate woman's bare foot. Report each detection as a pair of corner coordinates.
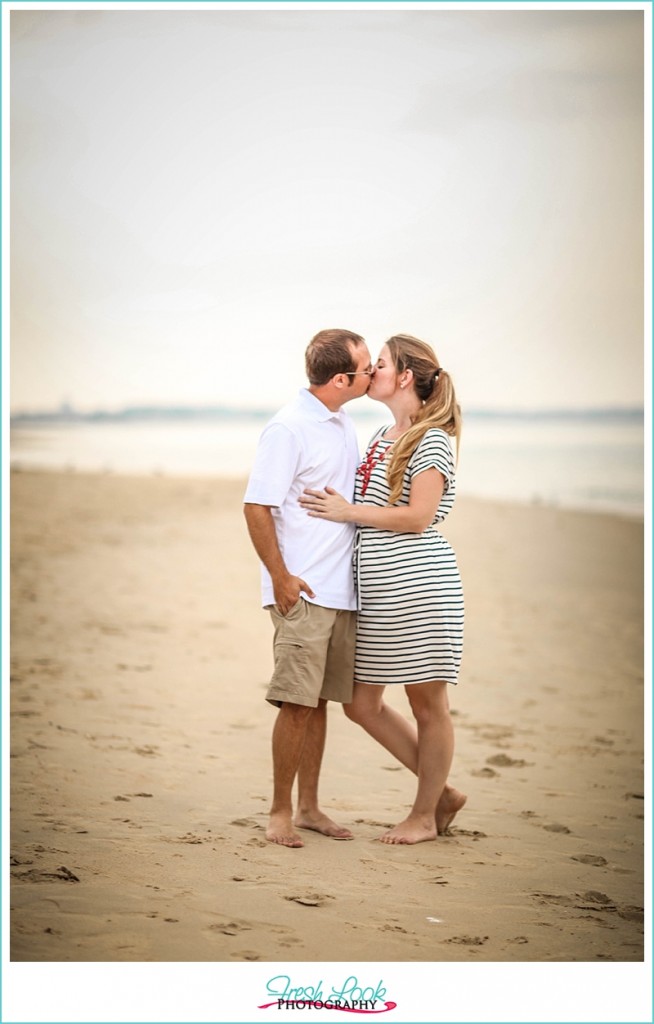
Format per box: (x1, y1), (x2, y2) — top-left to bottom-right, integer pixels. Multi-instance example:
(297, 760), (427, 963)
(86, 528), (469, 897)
(295, 810), (353, 840)
(379, 815), (437, 845)
(266, 811), (304, 847)
(436, 787), (467, 835)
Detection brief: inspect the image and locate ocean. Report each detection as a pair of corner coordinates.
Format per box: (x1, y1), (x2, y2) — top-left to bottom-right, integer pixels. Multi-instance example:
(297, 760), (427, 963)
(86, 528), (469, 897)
(9, 408), (645, 519)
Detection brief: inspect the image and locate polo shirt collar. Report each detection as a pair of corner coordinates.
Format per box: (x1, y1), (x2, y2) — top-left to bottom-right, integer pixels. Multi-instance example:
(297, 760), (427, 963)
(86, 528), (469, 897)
(298, 388), (344, 422)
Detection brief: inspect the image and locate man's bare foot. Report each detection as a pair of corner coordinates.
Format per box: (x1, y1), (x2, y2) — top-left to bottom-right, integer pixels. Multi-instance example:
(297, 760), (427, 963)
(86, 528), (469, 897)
(295, 810), (353, 840)
(436, 786), (467, 835)
(266, 811), (304, 847)
(379, 815), (437, 845)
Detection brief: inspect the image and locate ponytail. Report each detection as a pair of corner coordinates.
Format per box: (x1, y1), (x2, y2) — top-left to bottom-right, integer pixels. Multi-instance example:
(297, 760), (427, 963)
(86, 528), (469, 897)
(385, 335), (461, 504)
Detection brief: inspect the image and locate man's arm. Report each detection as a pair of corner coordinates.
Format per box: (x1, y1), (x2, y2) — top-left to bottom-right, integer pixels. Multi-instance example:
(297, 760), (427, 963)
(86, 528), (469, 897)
(243, 503), (315, 615)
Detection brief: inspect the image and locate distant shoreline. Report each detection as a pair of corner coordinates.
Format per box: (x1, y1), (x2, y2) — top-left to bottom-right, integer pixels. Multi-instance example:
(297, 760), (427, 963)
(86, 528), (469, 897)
(10, 411), (645, 520)
(9, 404), (646, 426)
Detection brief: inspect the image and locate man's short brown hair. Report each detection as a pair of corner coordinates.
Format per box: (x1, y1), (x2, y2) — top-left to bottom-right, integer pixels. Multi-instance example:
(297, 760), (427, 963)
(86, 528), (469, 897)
(305, 329), (365, 386)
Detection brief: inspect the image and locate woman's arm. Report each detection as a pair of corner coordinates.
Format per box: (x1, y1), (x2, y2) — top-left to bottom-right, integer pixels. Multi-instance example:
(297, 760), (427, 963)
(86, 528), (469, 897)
(299, 468), (445, 534)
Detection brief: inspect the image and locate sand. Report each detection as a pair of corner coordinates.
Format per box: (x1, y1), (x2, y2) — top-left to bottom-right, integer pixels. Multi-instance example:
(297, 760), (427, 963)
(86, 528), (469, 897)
(9, 469), (644, 963)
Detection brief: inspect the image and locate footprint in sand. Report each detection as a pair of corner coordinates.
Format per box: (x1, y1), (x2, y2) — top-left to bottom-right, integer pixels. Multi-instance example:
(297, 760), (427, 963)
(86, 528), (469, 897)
(230, 950), (261, 960)
(543, 823), (571, 834)
(354, 818), (394, 828)
(12, 865), (80, 883)
(532, 891), (620, 916)
(531, 892), (573, 907)
(486, 754), (532, 768)
(208, 920), (252, 936)
(285, 893), (335, 907)
(480, 726), (515, 743)
(615, 906), (644, 922)
(446, 935), (488, 946)
(571, 854), (607, 867)
(576, 891), (616, 909)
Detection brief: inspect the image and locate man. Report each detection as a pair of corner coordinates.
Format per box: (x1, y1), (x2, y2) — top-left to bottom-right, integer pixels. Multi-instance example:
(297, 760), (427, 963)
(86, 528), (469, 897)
(243, 328), (372, 848)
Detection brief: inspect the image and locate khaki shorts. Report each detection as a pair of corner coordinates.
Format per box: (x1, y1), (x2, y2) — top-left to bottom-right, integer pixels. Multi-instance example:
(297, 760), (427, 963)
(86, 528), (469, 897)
(265, 600), (356, 708)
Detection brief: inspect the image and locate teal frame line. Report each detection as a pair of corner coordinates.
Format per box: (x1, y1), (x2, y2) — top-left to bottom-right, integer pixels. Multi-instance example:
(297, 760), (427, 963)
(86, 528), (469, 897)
(1, 0), (653, 5)
(0, 1), (652, 1023)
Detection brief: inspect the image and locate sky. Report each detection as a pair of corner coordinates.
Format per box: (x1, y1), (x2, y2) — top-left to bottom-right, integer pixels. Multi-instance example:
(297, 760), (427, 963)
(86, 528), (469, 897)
(9, 3), (646, 413)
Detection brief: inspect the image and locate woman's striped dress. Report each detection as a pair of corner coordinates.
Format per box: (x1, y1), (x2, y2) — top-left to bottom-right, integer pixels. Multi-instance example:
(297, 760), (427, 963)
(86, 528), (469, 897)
(353, 426), (464, 686)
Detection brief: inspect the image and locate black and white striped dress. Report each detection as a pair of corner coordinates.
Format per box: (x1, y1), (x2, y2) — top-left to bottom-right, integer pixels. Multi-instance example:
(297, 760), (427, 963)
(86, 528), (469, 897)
(353, 426), (464, 686)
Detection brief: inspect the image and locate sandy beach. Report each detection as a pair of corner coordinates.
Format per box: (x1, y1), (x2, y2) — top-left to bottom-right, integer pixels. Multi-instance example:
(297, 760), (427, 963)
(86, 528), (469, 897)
(9, 469), (644, 963)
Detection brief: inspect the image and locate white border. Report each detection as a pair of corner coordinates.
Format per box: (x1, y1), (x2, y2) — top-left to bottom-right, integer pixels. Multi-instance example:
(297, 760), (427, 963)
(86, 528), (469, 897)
(1, 1), (652, 11)
(3, 961), (654, 1023)
(2, 3), (651, 1023)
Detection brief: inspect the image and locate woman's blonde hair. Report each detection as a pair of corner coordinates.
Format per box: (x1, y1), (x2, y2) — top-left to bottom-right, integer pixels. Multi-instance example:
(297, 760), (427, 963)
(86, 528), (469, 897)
(385, 334), (461, 503)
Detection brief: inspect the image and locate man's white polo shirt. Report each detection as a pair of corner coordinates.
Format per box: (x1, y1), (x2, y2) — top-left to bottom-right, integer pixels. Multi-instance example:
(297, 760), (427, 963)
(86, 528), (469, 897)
(244, 388), (359, 611)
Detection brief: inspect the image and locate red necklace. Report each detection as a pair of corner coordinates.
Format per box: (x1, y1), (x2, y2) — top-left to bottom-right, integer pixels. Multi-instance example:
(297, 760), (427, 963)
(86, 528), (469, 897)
(356, 438), (391, 496)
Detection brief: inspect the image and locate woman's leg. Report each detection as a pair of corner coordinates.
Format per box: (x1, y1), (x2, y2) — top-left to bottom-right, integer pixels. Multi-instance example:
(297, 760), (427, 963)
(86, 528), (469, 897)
(344, 682), (418, 770)
(345, 682), (466, 835)
(380, 680), (454, 845)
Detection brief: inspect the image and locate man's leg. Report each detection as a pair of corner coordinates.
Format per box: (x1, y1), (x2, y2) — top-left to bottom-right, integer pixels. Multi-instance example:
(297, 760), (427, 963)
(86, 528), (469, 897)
(294, 699), (353, 839)
(268, 701), (314, 847)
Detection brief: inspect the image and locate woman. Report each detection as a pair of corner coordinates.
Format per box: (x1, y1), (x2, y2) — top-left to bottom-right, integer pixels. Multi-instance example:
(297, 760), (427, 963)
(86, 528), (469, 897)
(299, 335), (466, 844)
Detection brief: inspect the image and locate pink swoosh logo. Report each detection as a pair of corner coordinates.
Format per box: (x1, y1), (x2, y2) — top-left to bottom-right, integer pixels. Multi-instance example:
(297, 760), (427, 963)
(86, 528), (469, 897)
(257, 1001), (397, 1014)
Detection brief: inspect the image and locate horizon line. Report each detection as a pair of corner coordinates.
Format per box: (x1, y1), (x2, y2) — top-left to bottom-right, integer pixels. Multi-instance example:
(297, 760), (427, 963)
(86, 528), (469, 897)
(9, 401), (646, 424)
